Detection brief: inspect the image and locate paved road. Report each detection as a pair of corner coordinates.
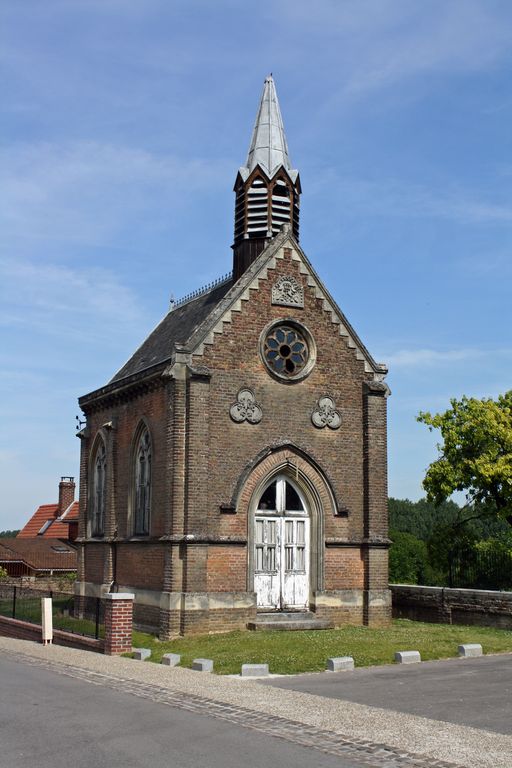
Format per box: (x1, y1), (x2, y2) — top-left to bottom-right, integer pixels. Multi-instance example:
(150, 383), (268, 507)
(2, 637), (511, 768)
(0, 656), (370, 768)
(264, 654), (512, 735)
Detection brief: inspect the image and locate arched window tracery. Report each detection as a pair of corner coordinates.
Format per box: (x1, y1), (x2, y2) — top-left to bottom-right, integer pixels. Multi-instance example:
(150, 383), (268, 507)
(91, 439), (106, 537)
(134, 427), (151, 536)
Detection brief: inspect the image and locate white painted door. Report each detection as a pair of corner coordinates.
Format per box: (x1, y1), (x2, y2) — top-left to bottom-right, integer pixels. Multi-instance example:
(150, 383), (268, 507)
(254, 477), (310, 611)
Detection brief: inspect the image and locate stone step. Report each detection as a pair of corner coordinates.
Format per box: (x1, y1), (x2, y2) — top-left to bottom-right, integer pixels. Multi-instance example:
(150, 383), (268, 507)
(256, 611), (316, 622)
(247, 613), (333, 631)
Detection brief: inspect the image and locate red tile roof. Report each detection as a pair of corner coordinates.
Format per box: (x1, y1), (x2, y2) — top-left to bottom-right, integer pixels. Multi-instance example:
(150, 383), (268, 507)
(0, 538), (77, 571)
(18, 501), (79, 538)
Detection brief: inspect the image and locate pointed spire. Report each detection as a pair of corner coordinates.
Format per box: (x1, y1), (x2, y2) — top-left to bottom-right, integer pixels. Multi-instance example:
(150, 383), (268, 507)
(244, 75), (293, 179)
(232, 76), (301, 281)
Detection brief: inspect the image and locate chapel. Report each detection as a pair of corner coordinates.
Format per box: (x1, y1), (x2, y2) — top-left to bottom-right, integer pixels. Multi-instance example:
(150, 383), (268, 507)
(76, 76), (391, 637)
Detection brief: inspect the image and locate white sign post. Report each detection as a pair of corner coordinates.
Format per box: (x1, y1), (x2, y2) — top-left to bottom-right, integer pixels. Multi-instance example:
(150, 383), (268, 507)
(41, 597), (53, 645)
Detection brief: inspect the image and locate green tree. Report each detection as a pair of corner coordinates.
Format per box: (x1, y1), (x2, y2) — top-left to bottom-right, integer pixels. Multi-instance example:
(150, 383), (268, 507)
(389, 530), (433, 584)
(418, 391), (512, 525)
(388, 497), (460, 541)
(0, 530), (20, 538)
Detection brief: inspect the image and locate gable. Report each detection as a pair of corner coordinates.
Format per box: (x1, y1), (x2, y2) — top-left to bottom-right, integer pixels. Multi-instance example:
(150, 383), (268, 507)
(184, 229), (387, 381)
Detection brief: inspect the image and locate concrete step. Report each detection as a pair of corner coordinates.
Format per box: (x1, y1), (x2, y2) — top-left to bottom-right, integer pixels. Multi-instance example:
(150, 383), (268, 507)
(256, 611), (316, 622)
(247, 613), (333, 631)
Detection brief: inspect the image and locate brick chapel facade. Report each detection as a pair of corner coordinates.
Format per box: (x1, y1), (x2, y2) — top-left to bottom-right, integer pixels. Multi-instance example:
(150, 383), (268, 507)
(76, 76), (391, 637)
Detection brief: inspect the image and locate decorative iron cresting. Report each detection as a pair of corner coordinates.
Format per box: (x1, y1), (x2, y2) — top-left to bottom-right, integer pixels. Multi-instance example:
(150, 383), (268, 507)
(271, 274), (304, 308)
(311, 396), (341, 430)
(230, 388), (262, 424)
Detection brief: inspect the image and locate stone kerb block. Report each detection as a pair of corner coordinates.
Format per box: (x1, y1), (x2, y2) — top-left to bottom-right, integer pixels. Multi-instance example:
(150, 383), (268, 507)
(161, 653), (181, 667)
(326, 656), (355, 672)
(241, 663), (269, 677)
(133, 648), (151, 661)
(192, 658), (214, 672)
(458, 644), (483, 658)
(394, 650), (421, 664)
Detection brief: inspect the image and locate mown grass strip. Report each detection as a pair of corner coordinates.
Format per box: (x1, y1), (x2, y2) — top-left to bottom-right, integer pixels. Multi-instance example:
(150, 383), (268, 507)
(130, 619), (512, 675)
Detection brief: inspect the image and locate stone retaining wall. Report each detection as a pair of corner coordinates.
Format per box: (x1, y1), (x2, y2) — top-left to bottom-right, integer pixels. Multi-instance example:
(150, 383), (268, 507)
(391, 584), (512, 629)
(0, 577), (75, 593)
(0, 614), (104, 652)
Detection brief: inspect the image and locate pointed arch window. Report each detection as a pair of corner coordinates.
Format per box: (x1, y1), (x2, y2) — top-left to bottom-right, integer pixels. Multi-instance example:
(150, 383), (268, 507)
(134, 428), (151, 536)
(91, 440), (106, 537)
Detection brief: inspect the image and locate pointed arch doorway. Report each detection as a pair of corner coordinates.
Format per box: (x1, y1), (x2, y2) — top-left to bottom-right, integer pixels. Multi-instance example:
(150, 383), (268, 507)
(253, 475), (310, 611)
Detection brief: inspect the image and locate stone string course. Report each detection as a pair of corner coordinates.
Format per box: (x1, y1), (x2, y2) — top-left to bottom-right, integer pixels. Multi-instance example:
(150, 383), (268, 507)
(391, 585), (512, 629)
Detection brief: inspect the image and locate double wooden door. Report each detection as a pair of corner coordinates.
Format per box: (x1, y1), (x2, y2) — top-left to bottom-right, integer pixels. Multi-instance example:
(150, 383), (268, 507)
(253, 477), (310, 611)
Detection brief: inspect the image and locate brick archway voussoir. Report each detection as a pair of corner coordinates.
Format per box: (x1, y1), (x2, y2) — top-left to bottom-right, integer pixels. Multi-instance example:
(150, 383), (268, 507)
(237, 447), (336, 518)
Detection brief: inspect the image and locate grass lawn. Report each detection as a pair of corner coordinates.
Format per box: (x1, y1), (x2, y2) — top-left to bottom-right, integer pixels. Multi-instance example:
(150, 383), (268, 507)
(130, 619), (512, 675)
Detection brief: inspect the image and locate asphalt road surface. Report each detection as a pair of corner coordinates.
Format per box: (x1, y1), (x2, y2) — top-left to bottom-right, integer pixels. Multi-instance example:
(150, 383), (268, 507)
(0, 656), (366, 768)
(264, 653), (512, 735)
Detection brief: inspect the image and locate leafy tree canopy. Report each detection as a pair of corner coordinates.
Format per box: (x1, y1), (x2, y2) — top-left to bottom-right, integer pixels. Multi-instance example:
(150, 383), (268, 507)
(389, 497), (459, 541)
(0, 530), (20, 538)
(418, 391), (512, 524)
(389, 530), (431, 584)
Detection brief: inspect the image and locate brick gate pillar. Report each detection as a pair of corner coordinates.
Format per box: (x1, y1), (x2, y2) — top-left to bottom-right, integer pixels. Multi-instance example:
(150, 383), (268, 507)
(104, 593), (134, 655)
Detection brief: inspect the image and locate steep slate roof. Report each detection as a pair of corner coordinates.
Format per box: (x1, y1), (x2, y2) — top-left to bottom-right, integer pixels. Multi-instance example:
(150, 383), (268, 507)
(110, 278), (233, 384)
(18, 501), (79, 538)
(0, 538), (77, 572)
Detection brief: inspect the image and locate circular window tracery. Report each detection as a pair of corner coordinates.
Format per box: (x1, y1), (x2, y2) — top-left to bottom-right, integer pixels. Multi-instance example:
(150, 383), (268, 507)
(261, 322), (315, 381)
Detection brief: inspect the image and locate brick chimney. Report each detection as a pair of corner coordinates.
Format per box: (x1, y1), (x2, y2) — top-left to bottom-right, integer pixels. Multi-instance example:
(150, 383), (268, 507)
(58, 476), (75, 516)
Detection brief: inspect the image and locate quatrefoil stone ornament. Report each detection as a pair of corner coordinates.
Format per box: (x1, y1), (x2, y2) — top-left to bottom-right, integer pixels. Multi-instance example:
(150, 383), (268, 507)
(311, 396), (341, 430)
(230, 388), (262, 424)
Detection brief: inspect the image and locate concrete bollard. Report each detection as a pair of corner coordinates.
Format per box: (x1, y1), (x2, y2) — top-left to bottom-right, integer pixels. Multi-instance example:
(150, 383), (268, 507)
(326, 656), (355, 672)
(41, 597), (53, 646)
(133, 648), (151, 661)
(192, 658), (214, 672)
(241, 663), (269, 677)
(161, 653), (181, 667)
(394, 650), (421, 664)
(458, 644), (483, 658)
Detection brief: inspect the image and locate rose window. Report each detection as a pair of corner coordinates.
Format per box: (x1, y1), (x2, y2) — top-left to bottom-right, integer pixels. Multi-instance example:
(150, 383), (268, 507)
(263, 324), (309, 378)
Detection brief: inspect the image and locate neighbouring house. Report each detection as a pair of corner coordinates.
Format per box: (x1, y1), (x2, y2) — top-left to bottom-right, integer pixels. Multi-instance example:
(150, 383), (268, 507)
(18, 477), (79, 542)
(0, 537), (77, 578)
(76, 76), (391, 637)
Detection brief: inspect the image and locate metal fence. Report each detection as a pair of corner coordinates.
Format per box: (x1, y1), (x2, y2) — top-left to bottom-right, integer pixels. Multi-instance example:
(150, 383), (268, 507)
(448, 548), (512, 590)
(0, 584), (104, 639)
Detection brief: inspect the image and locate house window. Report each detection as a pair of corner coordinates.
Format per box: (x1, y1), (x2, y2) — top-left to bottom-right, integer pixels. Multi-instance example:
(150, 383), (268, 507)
(134, 428), (151, 535)
(91, 441), (106, 537)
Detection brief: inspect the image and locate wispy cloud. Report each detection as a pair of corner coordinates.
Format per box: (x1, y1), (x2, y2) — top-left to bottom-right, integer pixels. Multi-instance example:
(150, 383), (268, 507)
(0, 257), (146, 344)
(308, 171), (512, 226)
(278, 0), (512, 96)
(385, 347), (512, 368)
(0, 141), (230, 248)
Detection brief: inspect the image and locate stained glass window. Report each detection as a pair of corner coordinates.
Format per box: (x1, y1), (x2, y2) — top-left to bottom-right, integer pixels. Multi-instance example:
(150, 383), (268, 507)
(263, 324), (309, 378)
(134, 428), (151, 535)
(91, 440), (106, 537)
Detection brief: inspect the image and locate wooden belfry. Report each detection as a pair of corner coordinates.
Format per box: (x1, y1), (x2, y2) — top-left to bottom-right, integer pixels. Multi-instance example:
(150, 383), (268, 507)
(232, 76), (301, 280)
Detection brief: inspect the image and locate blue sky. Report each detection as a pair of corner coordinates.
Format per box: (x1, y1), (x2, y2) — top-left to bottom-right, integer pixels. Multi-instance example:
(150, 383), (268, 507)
(1, 0), (511, 529)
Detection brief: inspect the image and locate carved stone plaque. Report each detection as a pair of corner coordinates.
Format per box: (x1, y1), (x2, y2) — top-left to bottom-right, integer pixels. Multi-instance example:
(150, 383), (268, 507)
(311, 396), (341, 430)
(271, 275), (304, 308)
(230, 388), (262, 424)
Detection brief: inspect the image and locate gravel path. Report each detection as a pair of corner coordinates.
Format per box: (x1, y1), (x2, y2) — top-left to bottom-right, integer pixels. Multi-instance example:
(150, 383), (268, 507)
(1, 636), (511, 768)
